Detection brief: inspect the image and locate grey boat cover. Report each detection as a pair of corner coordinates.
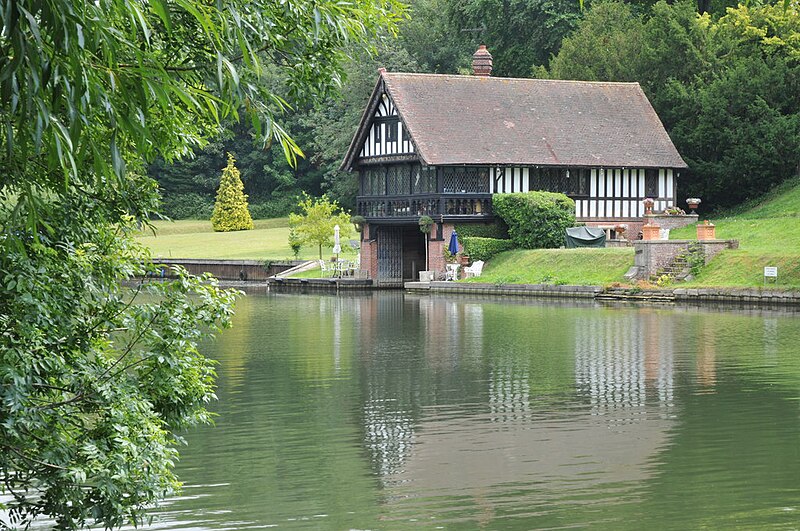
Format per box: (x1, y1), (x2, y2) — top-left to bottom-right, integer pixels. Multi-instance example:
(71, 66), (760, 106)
(565, 226), (606, 248)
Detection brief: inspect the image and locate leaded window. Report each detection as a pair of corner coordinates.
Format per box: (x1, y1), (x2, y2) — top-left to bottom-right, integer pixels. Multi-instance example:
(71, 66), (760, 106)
(412, 164), (436, 194)
(530, 167), (589, 196)
(362, 167), (386, 196)
(386, 164), (410, 195)
(386, 119), (398, 142)
(645, 169), (659, 197)
(442, 167), (490, 193)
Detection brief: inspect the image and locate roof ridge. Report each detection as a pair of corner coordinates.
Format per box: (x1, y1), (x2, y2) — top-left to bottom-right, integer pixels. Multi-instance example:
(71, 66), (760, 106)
(382, 71), (641, 86)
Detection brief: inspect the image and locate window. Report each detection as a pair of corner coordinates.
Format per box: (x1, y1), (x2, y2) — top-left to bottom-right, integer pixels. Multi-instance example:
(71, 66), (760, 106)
(645, 169), (659, 197)
(373, 122), (381, 144)
(386, 164), (410, 195)
(529, 167), (590, 196)
(386, 119), (398, 142)
(361, 167), (386, 196)
(412, 164), (436, 194)
(442, 167), (490, 193)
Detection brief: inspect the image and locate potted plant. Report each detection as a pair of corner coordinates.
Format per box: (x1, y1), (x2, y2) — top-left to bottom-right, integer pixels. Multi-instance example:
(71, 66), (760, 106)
(418, 215), (434, 281)
(643, 198), (655, 215)
(686, 198), (701, 213)
(350, 214), (366, 232)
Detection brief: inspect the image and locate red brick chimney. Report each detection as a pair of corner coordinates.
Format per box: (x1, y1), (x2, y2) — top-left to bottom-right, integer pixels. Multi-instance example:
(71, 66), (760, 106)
(472, 45), (492, 77)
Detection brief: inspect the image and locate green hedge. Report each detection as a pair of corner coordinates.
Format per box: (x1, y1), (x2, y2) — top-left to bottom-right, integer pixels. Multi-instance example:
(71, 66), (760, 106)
(492, 191), (575, 249)
(455, 220), (509, 239)
(462, 237), (515, 261)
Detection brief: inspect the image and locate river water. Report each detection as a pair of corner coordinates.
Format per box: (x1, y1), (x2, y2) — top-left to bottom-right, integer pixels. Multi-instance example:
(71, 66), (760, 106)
(139, 290), (799, 530)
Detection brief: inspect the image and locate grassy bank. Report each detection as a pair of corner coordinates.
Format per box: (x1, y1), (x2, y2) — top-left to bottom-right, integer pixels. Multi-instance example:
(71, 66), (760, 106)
(670, 178), (800, 288)
(467, 248), (634, 286)
(135, 219), (354, 261)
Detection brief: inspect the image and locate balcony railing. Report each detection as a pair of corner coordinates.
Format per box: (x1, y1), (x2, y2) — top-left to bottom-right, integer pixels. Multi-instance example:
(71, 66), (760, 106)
(357, 193), (492, 221)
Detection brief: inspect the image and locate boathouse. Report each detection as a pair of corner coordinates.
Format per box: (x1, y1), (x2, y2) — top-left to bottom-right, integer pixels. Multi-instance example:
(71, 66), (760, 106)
(341, 46), (687, 286)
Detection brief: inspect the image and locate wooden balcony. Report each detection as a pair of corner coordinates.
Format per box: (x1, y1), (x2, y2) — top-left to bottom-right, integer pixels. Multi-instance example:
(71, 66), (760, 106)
(357, 193), (492, 223)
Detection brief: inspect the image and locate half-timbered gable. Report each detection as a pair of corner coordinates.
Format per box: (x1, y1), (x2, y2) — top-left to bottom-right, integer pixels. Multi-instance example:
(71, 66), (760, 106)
(347, 76), (417, 163)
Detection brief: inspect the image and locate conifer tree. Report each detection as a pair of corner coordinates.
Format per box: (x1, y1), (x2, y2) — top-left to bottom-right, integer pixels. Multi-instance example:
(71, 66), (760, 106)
(211, 153), (255, 231)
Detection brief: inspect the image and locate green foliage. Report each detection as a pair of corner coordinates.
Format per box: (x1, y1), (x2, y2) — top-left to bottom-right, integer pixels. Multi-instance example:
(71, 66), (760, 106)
(549, 0), (800, 211)
(212, 154), (254, 232)
(249, 196), (302, 219)
(0, 0), (404, 527)
(454, 220), (510, 239)
(161, 192), (215, 220)
(288, 194), (353, 259)
(462, 237), (516, 261)
(492, 192), (576, 249)
(0, 193), (238, 529)
(448, 0), (583, 76)
(549, 1), (644, 82)
(288, 228), (303, 259)
(418, 215), (435, 234)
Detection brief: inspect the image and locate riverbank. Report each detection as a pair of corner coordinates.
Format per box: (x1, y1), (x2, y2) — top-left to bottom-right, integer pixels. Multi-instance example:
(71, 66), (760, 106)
(402, 281), (800, 305)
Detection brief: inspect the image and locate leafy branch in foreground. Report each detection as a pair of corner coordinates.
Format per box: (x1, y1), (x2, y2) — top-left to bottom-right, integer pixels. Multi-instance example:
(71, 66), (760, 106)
(0, 0), (405, 528)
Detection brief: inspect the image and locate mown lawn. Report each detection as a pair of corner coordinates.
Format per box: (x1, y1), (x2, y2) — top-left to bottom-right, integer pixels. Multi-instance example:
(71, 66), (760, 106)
(466, 248), (635, 286)
(135, 218), (354, 261)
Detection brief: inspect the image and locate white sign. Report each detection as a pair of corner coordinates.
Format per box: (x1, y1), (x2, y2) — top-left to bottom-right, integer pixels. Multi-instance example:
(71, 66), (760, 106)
(764, 266), (778, 278)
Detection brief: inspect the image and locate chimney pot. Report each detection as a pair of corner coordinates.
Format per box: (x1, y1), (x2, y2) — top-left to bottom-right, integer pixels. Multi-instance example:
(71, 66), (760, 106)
(472, 45), (493, 77)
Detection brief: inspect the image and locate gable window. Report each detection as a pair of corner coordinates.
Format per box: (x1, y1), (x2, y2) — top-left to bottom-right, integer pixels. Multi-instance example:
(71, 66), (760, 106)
(401, 124), (409, 143)
(386, 119), (398, 142)
(373, 122), (381, 144)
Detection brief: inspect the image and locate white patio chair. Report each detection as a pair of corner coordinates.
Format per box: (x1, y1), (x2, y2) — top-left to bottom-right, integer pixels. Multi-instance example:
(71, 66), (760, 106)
(464, 260), (485, 278)
(318, 259), (332, 277)
(445, 263), (459, 281)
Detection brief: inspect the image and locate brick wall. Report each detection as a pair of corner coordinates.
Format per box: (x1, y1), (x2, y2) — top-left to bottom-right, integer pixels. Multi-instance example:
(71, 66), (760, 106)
(427, 223), (461, 278)
(359, 224), (378, 279)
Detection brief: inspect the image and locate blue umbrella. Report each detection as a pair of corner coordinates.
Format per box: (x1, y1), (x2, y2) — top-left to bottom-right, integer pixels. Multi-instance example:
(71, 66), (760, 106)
(448, 230), (459, 256)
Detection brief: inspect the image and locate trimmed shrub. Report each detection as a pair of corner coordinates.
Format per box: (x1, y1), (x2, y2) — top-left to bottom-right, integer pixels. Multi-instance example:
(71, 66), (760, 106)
(211, 153), (254, 231)
(455, 220), (509, 239)
(492, 191), (575, 248)
(462, 237), (515, 262)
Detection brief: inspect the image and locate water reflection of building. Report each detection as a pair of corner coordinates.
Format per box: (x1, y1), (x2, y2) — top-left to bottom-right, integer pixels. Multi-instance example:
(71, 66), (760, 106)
(574, 311), (676, 420)
(363, 390), (415, 483)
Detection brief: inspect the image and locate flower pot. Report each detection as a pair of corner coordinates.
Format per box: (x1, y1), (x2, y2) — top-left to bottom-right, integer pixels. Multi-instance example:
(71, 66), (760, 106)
(641, 223), (661, 241)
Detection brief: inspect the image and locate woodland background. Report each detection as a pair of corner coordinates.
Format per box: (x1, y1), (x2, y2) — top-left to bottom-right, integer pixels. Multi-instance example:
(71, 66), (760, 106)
(150, 0), (800, 219)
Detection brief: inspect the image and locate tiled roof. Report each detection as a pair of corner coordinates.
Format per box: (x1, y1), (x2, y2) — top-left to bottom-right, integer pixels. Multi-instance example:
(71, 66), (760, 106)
(348, 72), (687, 169)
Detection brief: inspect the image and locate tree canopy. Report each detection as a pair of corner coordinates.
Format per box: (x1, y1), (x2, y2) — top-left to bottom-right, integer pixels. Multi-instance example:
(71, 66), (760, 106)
(152, 0), (799, 215)
(0, 0), (404, 528)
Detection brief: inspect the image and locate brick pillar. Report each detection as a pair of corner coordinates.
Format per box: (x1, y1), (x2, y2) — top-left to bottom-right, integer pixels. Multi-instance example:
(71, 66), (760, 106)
(360, 223), (378, 279)
(642, 222), (661, 241)
(696, 220), (716, 240)
(428, 223), (461, 277)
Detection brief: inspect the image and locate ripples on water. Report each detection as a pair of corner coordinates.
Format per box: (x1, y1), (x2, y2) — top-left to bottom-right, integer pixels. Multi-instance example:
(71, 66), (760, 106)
(14, 292), (796, 530)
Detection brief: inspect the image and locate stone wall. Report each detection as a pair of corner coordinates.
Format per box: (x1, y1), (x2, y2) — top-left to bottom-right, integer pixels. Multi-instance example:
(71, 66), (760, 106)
(150, 258), (297, 281)
(645, 213), (699, 231)
(633, 239), (739, 279)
